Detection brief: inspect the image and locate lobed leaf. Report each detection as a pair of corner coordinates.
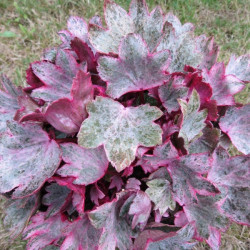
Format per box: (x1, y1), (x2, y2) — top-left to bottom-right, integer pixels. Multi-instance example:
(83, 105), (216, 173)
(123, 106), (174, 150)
(202, 62), (244, 106)
(168, 153), (217, 205)
(24, 213), (101, 250)
(155, 14), (214, 73)
(129, 190), (151, 229)
(58, 143), (109, 185)
(88, 191), (135, 250)
(78, 96), (163, 172)
(42, 183), (72, 219)
(129, 0), (164, 52)
(146, 176), (176, 215)
(31, 49), (82, 101)
(89, 0), (164, 54)
(0, 75), (22, 132)
(98, 34), (170, 99)
(188, 127), (220, 154)
(184, 195), (228, 241)
(137, 140), (179, 173)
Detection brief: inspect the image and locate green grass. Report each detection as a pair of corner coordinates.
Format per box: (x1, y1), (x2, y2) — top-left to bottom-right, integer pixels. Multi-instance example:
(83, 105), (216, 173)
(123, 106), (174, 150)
(0, 0), (249, 249)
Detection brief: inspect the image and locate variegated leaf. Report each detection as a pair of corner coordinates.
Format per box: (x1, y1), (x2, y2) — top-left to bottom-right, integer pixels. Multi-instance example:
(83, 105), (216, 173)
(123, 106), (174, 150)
(159, 76), (188, 113)
(167, 153), (217, 205)
(88, 192), (135, 250)
(134, 224), (196, 250)
(146, 175), (176, 215)
(42, 183), (71, 219)
(184, 195), (228, 240)
(58, 143), (109, 185)
(98, 34), (170, 99)
(89, 0), (165, 54)
(226, 54), (250, 82)
(0, 121), (61, 198)
(31, 49), (82, 101)
(0, 75), (22, 132)
(202, 62), (244, 106)
(78, 96), (163, 172)
(178, 89), (208, 146)
(219, 104), (250, 154)
(129, 0), (164, 52)
(4, 194), (39, 239)
(208, 147), (250, 225)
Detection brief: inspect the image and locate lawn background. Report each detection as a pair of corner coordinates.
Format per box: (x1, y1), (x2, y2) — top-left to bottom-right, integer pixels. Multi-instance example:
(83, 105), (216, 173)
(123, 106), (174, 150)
(0, 0), (249, 249)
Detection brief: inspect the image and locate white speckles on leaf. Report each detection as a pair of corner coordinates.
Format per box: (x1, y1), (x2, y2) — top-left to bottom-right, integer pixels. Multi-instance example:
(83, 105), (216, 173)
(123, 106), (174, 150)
(219, 104), (250, 154)
(0, 121), (61, 198)
(77, 96), (163, 172)
(98, 34), (170, 99)
(178, 89), (207, 146)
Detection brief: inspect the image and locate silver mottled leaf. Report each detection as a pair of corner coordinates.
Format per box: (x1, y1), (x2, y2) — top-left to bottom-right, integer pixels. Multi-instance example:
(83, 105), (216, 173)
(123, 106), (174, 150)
(178, 89), (208, 146)
(78, 96), (163, 172)
(0, 121), (61, 198)
(98, 34), (169, 99)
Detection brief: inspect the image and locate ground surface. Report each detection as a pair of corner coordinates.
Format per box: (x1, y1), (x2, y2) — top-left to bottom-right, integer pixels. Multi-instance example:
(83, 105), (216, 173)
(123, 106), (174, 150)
(0, 0), (249, 249)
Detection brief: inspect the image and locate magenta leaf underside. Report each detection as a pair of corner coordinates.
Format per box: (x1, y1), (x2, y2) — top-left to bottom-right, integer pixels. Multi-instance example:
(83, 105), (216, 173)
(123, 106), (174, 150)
(0, 0), (249, 249)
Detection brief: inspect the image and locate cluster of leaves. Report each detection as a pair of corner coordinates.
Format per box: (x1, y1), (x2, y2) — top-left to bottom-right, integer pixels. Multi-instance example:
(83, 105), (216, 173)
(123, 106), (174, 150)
(0, 0), (249, 249)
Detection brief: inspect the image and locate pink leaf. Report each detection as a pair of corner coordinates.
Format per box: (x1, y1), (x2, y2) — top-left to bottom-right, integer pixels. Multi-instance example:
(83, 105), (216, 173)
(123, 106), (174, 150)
(202, 62), (244, 106)
(137, 140), (179, 173)
(159, 76), (189, 113)
(71, 37), (97, 72)
(24, 213), (101, 250)
(125, 177), (141, 190)
(109, 175), (124, 191)
(129, 190), (151, 229)
(134, 223), (196, 250)
(0, 75), (22, 132)
(67, 16), (88, 43)
(174, 211), (188, 227)
(90, 183), (105, 205)
(31, 49), (82, 102)
(45, 70), (93, 134)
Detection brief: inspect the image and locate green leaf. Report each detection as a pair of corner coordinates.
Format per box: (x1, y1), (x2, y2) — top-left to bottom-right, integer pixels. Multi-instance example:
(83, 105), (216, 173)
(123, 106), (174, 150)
(77, 96), (163, 172)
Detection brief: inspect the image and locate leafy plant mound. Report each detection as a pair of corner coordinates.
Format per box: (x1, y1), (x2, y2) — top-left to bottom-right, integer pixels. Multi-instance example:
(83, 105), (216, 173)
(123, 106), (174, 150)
(1, 0), (249, 249)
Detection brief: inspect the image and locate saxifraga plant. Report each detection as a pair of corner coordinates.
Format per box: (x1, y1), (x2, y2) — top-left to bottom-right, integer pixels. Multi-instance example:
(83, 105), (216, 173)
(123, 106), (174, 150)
(0, 0), (249, 249)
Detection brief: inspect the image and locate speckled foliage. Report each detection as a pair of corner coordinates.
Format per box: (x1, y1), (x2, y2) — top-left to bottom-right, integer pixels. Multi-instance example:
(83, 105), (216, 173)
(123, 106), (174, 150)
(0, 0), (249, 249)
